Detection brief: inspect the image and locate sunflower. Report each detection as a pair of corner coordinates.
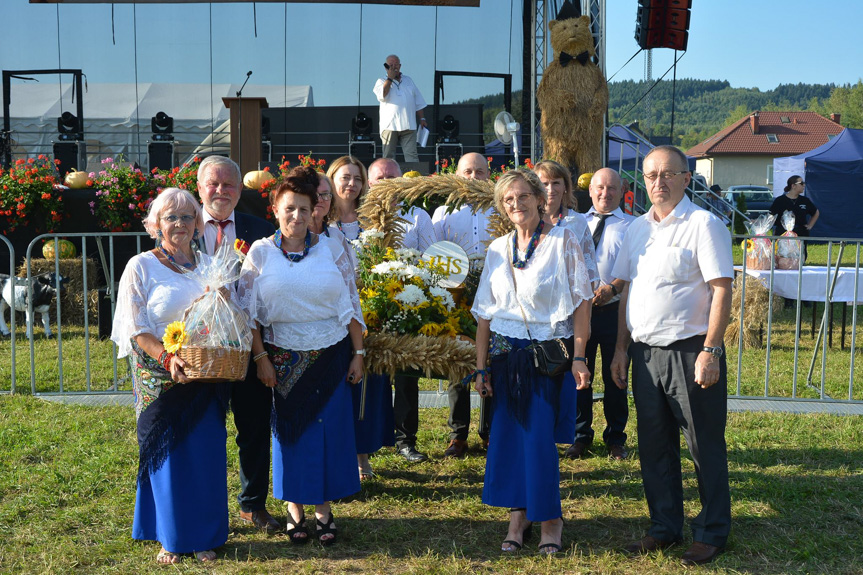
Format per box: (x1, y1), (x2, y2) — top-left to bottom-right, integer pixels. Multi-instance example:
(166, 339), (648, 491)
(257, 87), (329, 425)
(162, 321), (188, 354)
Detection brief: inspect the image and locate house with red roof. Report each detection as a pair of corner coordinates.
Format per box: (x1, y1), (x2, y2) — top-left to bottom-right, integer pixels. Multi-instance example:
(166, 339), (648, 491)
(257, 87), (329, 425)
(686, 111), (843, 191)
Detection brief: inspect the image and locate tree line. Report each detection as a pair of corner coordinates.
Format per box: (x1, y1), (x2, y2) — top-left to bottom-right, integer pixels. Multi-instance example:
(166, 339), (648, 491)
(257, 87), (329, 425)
(460, 79), (863, 150)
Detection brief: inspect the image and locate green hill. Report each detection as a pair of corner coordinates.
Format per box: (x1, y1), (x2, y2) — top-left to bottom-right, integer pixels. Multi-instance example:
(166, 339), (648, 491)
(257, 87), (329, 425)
(458, 79), (837, 149)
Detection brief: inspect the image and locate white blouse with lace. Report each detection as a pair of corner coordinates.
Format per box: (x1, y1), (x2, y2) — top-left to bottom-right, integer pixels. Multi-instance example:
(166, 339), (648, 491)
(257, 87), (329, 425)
(238, 233), (365, 351)
(558, 209), (600, 288)
(472, 226), (593, 341)
(111, 251), (207, 359)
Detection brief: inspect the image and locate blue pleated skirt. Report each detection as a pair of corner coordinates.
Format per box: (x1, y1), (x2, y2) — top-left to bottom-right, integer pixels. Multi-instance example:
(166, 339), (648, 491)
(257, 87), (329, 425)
(554, 371), (577, 443)
(482, 339), (562, 523)
(132, 398), (228, 554)
(273, 380), (361, 503)
(351, 373), (395, 454)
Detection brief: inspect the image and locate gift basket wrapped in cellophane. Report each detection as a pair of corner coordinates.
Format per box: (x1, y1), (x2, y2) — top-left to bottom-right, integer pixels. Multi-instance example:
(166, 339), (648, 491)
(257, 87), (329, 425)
(742, 213), (777, 270)
(775, 210), (801, 270)
(165, 239), (253, 382)
(356, 174), (510, 382)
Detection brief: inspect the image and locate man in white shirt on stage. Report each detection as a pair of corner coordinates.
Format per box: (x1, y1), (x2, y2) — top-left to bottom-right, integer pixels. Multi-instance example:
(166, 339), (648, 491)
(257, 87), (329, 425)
(368, 158), (436, 463)
(431, 152), (493, 457)
(611, 146), (732, 566)
(566, 168), (635, 461)
(373, 54), (427, 163)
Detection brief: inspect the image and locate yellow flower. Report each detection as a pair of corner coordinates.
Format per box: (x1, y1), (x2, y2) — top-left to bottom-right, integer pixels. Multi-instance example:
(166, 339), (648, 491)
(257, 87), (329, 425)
(419, 323), (443, 336)
(362, 287), (379, 300)
(162, 321), (188, 353)
(385, 279), (401, 298)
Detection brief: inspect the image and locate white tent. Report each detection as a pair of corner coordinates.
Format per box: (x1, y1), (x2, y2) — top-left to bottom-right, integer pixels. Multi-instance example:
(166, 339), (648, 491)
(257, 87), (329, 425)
(1, 82), (312, 169)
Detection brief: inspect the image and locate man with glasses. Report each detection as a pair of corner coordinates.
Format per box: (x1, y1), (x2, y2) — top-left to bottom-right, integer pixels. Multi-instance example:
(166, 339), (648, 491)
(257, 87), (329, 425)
(367, 158), (436, 463)
(196, 156), (279, 532)
(610, 146), (733, 566)
(373, 55), (427, 163)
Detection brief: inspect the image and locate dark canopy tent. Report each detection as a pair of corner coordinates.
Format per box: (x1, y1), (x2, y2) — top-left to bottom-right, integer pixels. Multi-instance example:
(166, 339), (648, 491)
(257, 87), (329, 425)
(773, 128), (863, 239)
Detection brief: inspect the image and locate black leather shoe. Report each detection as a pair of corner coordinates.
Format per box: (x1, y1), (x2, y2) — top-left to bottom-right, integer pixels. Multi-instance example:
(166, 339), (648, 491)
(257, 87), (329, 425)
(681, 541), (723, 565)
(397, 446), (428, 463)
(239, 509), (282, 533)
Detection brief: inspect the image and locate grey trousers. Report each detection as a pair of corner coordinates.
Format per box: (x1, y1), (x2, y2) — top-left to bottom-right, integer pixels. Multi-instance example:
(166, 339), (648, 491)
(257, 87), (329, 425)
(630, 335), (731, 548)
(381, 129), (419, 162)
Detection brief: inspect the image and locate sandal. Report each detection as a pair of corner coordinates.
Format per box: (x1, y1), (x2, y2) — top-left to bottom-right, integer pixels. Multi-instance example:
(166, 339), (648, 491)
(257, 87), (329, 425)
(194, 550), (217, 562)
(538, 517), (564, 556)
(316, 511), (338, 546)
(501, 508), (533, 552)
(286, 507), (309, 545)
(156, 549), (181, 564)
(358, 464), (375, 481)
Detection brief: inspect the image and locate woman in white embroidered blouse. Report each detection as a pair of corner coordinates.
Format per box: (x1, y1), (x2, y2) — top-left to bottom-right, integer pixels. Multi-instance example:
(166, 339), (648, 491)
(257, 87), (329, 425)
(325, 155), (395, 481)
(238, 175), (365, 546)
(471, 169), (593, 555)
(111, 187), (226, 564)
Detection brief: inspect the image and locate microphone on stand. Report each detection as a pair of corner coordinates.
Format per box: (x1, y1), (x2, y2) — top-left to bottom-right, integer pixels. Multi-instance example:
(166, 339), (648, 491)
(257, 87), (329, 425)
(236, 71), (253, 176)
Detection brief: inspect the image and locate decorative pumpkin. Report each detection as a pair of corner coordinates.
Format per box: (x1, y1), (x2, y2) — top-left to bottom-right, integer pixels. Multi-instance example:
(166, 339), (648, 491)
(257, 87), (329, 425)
(42, 239), (77, 260)
(404, 170), (422, 178)
(243, 170), (275, 190)
(63, 169), (90, 189)
(577, 172), (593, 190)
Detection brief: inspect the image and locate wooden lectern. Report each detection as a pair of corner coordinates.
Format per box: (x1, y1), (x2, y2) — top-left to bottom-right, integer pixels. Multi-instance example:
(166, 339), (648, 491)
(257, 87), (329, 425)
(222, 96), (269, 176)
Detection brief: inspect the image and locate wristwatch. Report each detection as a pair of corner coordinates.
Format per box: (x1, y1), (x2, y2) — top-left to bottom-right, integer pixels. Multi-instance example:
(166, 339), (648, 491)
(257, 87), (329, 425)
(702, 346), (723, 358)
(354, 349), (366, 357)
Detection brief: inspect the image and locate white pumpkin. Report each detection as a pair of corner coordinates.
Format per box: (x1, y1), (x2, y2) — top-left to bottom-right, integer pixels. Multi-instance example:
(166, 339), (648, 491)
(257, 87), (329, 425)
(64, 169), (90, 189)
(243, 170), (275, 190)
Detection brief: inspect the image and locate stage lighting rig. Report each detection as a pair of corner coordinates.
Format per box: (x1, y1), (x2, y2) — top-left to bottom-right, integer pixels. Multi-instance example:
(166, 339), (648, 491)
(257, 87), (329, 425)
(348, 112), (376, 160)
(151, 111), (174, 141)
(57, 111), (82, 141)
(435, 114), (462, 169)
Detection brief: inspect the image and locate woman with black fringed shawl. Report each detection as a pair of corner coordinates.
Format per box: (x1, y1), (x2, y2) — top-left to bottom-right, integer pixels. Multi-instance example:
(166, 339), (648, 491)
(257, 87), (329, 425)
(469, 169), (593, 556)
(238, 175), (365, 546)
(111, 187), (228, 565)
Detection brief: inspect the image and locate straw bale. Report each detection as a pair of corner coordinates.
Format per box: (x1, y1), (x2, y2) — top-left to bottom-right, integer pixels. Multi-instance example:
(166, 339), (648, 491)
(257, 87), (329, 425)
(17, 258), (100, 327)
(725, 274), (782, 349)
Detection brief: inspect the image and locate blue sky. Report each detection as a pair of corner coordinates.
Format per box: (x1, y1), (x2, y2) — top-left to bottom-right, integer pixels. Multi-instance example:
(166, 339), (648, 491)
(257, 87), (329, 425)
(1, 0), (861, 109)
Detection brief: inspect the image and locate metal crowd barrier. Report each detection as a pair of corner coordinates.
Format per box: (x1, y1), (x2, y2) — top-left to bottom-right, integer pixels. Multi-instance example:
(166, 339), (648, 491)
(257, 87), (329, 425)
(1, 234), (16, 393)
(4, 231), (862, 406)
(732, 234), (862, 404)
(16, 232), (149, 397)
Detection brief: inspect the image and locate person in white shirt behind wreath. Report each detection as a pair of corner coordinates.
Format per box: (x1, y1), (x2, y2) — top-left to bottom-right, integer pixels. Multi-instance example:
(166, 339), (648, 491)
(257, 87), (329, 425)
(373, 54), (427, 163)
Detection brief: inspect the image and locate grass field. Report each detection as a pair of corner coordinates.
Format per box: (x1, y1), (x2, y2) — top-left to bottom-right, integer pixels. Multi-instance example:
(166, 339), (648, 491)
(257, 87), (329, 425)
(0, 395), (861, 574)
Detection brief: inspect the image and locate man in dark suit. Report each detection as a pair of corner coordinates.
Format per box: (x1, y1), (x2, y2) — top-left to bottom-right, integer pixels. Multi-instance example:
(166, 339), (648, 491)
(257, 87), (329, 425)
(197, 156), (278, 532)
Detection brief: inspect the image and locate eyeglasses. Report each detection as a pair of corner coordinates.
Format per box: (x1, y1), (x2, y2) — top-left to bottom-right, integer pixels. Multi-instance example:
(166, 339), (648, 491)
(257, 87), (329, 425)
(794, 181), (805, 186)
(503, 193), (536, 208)
(162, 214), (196, 224)
(317, 192), (333, 201)
(643, 171), (686, 182)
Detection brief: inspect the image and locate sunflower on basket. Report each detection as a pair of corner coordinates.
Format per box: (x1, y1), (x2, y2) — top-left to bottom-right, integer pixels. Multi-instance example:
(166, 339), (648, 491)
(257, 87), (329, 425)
(162, 321), (188, 354)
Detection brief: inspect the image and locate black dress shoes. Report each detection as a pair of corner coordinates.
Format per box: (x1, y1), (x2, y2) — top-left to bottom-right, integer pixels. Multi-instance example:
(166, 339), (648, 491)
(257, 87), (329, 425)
(397, 446), (428, 463)
(681, 541), (723, 565)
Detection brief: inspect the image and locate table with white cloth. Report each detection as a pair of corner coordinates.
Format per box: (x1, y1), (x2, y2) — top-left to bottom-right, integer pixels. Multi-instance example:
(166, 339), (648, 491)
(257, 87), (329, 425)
(736, 265), (863, 347)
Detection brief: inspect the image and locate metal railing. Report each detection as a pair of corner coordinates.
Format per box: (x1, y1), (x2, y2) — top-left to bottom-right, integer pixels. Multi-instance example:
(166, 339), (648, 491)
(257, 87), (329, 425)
(4, 231), (862, 405)
(1, 234), (16, 394)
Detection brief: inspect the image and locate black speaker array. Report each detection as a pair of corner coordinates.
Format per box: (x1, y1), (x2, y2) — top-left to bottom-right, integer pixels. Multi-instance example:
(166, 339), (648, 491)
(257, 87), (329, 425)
(635, 0), (692, 51)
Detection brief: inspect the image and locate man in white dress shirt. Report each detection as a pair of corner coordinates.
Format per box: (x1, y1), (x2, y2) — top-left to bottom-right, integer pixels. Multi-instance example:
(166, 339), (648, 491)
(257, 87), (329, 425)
(368, 158), (436, 463)
(610, 146), (732, 566)
(431, 152), (493, 457)
(373, 54), (427, 163)
(565, 168), (635, 461)
(196, 156), (279, 532)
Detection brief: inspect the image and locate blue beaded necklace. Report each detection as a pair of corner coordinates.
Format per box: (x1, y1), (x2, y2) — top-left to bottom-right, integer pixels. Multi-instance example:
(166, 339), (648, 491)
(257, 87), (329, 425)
(336, 219), (363, 240)
(554, 206), (565, 227)
(159, 246), (194, 269)
(511, 219), (544, 269)
(274, 228), (312, 263)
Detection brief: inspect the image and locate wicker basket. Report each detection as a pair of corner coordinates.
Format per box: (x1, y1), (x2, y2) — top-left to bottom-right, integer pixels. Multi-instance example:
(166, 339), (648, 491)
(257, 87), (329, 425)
(177, 346), (249, 382)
